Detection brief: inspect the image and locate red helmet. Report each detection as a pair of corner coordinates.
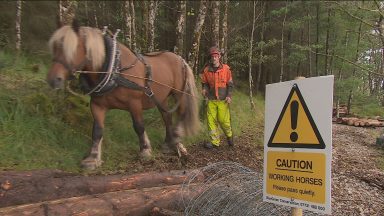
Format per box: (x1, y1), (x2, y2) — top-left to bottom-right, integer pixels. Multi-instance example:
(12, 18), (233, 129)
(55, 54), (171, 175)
(209, 46), (220, 56)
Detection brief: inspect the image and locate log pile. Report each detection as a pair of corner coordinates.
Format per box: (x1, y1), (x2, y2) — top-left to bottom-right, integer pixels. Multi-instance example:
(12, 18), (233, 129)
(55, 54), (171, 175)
(335, 117), (384, 127)
(333, 104), (348, 117)
(0, 169), (206, 216)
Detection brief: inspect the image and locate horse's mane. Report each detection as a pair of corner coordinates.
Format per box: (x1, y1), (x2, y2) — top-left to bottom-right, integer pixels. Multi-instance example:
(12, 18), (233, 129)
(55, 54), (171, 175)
(48, 26), (105, 70)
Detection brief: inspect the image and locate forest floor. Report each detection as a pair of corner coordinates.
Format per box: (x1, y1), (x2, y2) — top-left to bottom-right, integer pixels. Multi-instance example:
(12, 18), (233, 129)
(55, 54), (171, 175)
(0, 123), (383, 215)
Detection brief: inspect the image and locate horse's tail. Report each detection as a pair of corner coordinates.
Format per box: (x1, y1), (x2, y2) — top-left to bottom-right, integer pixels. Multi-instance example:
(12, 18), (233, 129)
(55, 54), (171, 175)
(181, 59), (200, 136)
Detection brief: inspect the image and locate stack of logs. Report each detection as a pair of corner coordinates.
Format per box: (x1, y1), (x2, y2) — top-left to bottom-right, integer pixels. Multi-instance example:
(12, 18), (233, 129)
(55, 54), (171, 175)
(333, 105), (348, 117)
(335, 117), (384, 127)
(0, 169), (206, 216)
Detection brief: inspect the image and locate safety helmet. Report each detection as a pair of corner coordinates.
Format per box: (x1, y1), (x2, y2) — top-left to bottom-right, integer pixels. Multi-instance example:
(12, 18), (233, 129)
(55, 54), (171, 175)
(209, 46), (220, 56)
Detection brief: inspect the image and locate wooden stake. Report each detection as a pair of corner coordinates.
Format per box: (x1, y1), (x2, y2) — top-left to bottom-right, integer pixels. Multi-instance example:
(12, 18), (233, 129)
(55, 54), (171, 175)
(291, 207), (303, 216)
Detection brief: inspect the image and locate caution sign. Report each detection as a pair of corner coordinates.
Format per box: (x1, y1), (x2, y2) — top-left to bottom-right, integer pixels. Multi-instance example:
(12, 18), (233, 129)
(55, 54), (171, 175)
(266, 151), (326, 204)
(263, 76), (333, 215)
(268, 84), (325, 149)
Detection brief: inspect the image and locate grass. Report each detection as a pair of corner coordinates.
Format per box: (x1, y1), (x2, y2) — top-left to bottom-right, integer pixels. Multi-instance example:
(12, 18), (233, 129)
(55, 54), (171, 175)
(0, 50), (265, 173)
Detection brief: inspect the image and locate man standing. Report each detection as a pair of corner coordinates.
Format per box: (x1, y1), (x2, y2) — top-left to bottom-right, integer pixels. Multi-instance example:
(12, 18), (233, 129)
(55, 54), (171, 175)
(200, 46), (234, 149)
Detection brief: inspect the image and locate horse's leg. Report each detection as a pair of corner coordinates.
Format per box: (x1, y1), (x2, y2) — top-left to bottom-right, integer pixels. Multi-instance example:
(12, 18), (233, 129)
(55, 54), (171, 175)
(81, 102), (106, 170)
(130, 111), (152, 160)
(171, 96), (189, 158)
(160, 110), (175, 154)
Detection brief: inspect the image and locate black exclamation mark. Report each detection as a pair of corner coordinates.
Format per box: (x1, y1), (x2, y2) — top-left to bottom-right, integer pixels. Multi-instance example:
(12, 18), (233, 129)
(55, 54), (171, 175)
(290, 100), (299, 142)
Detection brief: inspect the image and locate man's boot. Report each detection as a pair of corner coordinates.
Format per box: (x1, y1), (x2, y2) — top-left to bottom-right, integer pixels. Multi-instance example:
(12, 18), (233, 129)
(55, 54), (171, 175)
(227, 136), (234, 146)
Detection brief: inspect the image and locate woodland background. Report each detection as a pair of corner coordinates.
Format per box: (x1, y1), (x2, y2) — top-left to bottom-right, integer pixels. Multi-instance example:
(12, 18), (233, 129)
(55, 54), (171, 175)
(1, 1), (384, 171)
(2, 1), (384, 114)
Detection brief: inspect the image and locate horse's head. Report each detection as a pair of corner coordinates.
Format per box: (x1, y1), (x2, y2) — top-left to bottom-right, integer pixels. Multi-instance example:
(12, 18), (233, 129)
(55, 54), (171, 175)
(47, 22), (105, 89)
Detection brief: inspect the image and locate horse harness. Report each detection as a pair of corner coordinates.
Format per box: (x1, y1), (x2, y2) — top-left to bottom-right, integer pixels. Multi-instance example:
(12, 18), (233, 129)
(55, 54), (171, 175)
(79, 30), (187, 113)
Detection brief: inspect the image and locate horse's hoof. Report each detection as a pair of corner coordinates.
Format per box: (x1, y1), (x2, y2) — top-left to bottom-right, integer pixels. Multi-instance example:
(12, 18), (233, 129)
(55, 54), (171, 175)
(161, 144), (175, 154)
(176, 143), (188, 157)
(81, 158), (102, 170)
(140, 149), (152, 160)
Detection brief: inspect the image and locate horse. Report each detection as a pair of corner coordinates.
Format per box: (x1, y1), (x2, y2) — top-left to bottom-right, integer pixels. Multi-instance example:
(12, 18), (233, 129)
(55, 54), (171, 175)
(46, 22), (200, 170)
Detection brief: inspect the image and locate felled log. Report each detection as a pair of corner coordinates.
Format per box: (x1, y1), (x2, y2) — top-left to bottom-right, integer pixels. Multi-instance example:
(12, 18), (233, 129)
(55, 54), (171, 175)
(0, 184), (203, 216)
(338, 117), (384, 127)
(0, 169), (204, 208)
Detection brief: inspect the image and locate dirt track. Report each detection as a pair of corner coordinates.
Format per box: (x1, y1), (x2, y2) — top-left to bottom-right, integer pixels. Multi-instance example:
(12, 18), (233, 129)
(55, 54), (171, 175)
(0, 123), (383, 215)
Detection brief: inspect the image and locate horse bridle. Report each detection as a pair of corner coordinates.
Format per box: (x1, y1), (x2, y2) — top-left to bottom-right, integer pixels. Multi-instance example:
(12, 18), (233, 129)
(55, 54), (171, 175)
(52, 57), (90, 80)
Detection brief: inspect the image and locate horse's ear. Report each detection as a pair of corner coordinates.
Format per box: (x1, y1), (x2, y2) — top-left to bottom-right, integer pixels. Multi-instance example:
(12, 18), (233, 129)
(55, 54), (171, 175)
(72, 19), (80, 33)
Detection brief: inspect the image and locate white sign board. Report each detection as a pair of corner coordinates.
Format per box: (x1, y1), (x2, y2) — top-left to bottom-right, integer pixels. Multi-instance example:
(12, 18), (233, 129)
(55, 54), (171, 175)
(263, 76), (333, 215)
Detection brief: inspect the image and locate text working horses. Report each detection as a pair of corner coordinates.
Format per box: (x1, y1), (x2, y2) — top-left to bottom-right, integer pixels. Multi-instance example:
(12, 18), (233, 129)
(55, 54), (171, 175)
(47, 23), (200, 170)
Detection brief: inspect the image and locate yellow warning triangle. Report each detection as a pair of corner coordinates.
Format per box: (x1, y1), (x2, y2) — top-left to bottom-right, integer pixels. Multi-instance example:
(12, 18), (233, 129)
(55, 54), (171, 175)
(268, 84), (325, 149)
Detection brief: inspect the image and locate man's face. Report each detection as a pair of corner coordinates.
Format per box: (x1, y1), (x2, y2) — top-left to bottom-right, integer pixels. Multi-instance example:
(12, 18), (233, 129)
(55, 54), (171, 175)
(211, 53), (220, 66)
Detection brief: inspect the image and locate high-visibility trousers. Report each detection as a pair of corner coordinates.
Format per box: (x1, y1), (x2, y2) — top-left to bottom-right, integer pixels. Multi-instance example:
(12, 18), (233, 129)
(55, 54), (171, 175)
(206, 100), (233, 146)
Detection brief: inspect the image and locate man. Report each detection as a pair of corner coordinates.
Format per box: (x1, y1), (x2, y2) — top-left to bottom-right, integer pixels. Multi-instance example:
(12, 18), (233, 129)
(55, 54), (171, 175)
(200, 46), (234, 149)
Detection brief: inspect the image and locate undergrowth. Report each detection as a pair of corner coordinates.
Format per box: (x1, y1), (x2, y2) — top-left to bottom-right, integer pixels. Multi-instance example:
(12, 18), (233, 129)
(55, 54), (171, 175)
(0, 51), (264, 173)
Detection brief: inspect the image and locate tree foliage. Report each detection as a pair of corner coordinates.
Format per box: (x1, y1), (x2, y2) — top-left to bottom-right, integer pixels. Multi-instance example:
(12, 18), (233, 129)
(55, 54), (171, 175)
(1, 1), (384, 111)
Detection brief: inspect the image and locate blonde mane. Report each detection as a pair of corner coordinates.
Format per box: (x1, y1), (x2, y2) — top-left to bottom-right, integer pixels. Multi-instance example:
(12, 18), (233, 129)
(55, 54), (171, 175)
(48, 26), (105, 70)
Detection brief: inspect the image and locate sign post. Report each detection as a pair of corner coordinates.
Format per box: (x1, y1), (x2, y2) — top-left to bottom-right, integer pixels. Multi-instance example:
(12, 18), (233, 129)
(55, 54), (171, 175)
(263, 76), (333, 215)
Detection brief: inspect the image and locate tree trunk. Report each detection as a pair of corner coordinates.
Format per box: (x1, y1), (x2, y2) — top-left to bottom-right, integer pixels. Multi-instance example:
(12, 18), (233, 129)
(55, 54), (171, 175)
(93, 2), (98, 28)
(307, 4), (312, 77)
(211, 1), (220, 47)
(256, 2), (266, 94)
(248, 1), (256, 110)
(188, 0), (207, 73)
(0, 169), (204, 208)
(15, 0), (22, 52)
(279, 1), (288, 82)
(347, 20), (363, 115)
(0, 184), (203, 216)
(148, 0), (159, 52)
(315, 2), (320, 76)
(59, 0), (77, 25)
(324, 5), (331, 75)
(130, 0), (137, 52)
(174, 1), (186, 57)
(220, 0), (229, 63)
(124, 1), (132, 48)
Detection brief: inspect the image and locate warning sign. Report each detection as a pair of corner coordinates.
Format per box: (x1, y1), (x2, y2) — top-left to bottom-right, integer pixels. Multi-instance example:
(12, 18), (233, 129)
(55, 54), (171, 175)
(266, 151), (326, 204)
(263, 76), (333, 215)
(268, 84), (325, 149)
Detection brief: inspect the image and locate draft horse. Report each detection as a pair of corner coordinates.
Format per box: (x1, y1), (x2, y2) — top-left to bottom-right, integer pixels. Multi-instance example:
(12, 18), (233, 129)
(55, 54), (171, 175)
(47, 22), (200, 170)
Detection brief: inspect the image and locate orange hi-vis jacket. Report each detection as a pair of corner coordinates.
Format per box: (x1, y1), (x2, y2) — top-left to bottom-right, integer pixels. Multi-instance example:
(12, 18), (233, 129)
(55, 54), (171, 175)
(201, 63), (234, 100)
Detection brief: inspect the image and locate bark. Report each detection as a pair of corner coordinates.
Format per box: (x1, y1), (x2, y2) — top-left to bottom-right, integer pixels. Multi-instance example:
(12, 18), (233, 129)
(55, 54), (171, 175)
(347, 20), (363, 115)
(220, 0), (229, 63)
(0, 184), (203, 216)
(124, 1), (132, 48)
(248, 1), (256, 110)
(59, 0), (77, 25)
(212, 1), (220, 47)
(130, 0), (137, 51)
(174, 1), (186, 57)
(188, 0), (207, 73)
(0, 169), (204, 208)
(338, 117), (384, 127)
(324, 5), (331, 75)
(15, 0), (22, 52)
(93, 2), (98, 28)
(315, 2), (320, 76)
(307, 4), (312, 77)
(257, 2), (267, 93)
(279, 1), (288, 82)
(148, 0), (159, 52)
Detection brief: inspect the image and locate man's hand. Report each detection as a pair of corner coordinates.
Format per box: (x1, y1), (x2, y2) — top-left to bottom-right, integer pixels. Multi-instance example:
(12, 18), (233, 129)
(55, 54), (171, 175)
(202, 89), (207, 97)
(225, 96), (232, 104)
